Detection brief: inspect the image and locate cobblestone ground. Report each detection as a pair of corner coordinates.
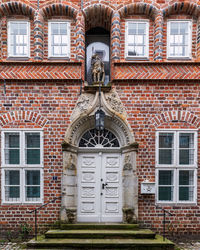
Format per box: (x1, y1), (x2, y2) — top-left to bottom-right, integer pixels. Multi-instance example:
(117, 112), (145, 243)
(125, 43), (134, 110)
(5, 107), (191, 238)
(0, 241), (200, 249)
(176, 241), (200, 250)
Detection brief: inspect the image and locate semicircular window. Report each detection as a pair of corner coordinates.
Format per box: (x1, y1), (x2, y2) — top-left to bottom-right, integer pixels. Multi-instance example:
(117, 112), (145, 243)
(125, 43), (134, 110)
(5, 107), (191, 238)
(79, 129), (120, 148)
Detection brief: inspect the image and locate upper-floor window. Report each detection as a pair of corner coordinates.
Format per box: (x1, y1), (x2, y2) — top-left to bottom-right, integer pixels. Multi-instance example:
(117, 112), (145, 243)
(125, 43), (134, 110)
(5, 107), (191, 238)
(48, 21), (70, 58)
(167, 20), (192, 59)
(8, 21), (30, 57)
(125, 21), (149, 59)
(156, 130), (197, 204)
(1, 130), (43, 203)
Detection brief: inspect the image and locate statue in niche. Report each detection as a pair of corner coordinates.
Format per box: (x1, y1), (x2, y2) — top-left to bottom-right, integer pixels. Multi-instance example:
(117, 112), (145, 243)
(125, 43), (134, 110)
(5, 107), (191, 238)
(91, 54), (105, 84)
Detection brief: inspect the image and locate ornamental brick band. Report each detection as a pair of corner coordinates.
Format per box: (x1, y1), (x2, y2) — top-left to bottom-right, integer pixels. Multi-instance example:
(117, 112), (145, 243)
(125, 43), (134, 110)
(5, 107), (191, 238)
(0, 62), (81, 80)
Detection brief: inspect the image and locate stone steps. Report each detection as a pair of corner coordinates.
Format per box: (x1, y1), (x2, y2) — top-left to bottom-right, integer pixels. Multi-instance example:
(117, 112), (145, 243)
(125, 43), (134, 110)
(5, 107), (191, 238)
(45, 229), (155, 239)
(27, 223), (175, 250)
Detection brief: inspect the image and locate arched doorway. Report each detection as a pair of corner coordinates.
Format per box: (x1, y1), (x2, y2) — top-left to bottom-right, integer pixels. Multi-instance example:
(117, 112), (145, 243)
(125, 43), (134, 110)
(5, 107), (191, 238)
(77, 128), (122, 222)
(61, 90), (138, 224)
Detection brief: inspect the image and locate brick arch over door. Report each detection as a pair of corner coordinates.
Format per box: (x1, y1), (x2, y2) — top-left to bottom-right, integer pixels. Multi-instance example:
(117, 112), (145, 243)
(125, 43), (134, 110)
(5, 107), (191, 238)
(0, 111), (49, 128)
(0, 1), (36, 18)
(150, 111), (200, 129)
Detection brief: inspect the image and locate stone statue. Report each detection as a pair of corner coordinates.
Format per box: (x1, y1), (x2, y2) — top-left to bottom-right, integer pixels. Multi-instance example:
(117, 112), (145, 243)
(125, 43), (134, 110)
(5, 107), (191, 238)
(91, 54), (105, 84)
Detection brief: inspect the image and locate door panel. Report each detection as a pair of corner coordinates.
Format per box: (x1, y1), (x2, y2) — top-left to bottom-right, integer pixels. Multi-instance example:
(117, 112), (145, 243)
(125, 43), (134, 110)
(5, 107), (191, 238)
(77, 154), (101, 222)
(101, 154), (122, 222)
(77, 152), (122, 222)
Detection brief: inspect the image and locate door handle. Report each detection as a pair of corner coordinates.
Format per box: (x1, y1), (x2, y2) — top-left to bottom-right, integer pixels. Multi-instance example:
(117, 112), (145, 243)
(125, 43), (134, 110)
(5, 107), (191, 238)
(102, 183), (108, 189)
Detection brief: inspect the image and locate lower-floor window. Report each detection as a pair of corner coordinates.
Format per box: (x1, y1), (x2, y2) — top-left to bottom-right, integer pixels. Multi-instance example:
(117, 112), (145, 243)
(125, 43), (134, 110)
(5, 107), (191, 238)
(3, 169), (42, 203)
(157, 169), (196, 203)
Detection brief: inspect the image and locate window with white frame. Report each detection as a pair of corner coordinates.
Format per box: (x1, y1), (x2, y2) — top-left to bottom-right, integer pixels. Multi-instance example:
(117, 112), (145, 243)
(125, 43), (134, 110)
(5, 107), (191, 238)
(8, 21), (30, 57)
(125, 21), (149, 58)
(1, 130), (43, 203)
(48, 21), (70, 57)
(167, 20), (192, 58)
(156, 131), (197, 204)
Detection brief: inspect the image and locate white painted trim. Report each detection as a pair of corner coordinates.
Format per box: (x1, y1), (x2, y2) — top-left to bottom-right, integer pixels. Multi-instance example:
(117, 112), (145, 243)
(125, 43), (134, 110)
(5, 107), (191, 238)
(48, 20), (70, 58)
(167, 20), (192, 59)
(156, 130), (197, 205)
(7, 20), (30, 58)
(125, 20), (149, 59)
(1, 168), (43, 204)
(1, 129), (44, 204)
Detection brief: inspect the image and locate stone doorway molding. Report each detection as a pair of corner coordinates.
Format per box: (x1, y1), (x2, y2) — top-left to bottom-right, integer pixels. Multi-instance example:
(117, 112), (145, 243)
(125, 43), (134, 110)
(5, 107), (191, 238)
(61, 88), (138, 223)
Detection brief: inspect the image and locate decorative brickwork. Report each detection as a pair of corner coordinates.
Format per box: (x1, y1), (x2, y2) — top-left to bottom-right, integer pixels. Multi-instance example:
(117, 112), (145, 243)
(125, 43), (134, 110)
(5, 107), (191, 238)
(114, 62), (200, 80)
(0, 62), (81, 80)
(1, 0), (200, 238)
(0, 111), (49, 127)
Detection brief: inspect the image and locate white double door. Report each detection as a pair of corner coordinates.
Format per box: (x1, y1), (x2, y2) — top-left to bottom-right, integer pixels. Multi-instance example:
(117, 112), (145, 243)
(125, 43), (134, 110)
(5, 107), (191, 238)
(77, 152), (122, 222)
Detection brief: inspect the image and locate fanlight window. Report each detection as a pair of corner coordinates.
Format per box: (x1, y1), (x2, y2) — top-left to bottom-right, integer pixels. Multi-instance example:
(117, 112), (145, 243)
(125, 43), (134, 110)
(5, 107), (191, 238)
(79, 129), (120, 148)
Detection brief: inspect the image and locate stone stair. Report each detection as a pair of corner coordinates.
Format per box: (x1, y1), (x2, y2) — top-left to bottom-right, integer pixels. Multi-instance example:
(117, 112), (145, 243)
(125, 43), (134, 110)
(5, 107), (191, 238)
(27, 223), (175, 249)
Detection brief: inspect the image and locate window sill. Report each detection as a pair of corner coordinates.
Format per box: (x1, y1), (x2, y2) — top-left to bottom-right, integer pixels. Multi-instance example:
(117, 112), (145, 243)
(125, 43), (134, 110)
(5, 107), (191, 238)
(156, 202), (197, 206)
(167, 57), (192, 61)
(1, 202), (43, 205)
(48, 57), (70, 61)
(7, 57), (30, 61)
(125, 57), (149, 61)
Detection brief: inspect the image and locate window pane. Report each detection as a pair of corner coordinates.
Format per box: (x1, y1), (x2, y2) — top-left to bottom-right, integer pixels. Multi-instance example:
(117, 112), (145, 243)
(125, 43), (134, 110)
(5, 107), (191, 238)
(138, 23), (146, 34)
(10, 23), (18, 34)
(159, 149), (172, 164)
(26, 187), (40, 198)
(179, 133), (194, 165)
(60, 23), (67, 35)
(128, 23), (137, 35)
(51, 23), (59, 35)
(180, 22), (188, 34)
(25, 170), (40, 201)
(26, 170), (40, 185)
(26, 133), (40, 148)
(19, 23), (27, 35)
(5, 187), (20, 200)
(180, 133), (194, 148)
(159, 170), (173, 185)
(5, 133), (19, 148)
(171, 22), (179, 35)
(159, 187), (173, 201)
(179, 170), (194, 185)
(5, 170), (20, 185)
(26, 149), (40, 164)
(159, 133), (173, 148)
(5, 170), (20, 201)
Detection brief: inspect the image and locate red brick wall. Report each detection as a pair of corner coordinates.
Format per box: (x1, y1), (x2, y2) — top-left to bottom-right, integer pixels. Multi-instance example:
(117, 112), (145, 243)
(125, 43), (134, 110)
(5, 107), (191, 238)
(0, 0), (200, 237)
(0, 82), (80, 233)
(115, 82), (200, 236)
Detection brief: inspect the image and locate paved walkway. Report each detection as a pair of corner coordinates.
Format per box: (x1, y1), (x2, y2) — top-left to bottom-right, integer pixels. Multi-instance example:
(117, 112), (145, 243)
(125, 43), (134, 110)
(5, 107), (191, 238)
(1, 241), (200, 249)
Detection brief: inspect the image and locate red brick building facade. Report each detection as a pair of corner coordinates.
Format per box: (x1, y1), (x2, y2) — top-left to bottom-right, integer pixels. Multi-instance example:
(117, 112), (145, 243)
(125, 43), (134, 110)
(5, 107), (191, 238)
(0, 0), (200, 237)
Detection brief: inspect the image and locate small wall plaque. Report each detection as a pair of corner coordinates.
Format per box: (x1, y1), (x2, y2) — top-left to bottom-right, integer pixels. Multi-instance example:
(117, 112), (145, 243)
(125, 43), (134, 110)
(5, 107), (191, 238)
(141, 181), (155, 194)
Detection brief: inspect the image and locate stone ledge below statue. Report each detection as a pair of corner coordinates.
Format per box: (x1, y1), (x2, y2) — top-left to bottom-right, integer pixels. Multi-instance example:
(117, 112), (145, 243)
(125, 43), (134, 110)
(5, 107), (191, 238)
(84, 84), (112, 93)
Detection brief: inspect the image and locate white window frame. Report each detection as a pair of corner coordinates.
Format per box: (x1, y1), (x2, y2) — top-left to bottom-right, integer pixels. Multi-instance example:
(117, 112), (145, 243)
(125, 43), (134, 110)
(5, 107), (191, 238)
(167, 20), (192, 59)
(7, 20), (30, 58)
(125, 20), (149, 59)
(156, 130), (197, 204)
(1, 129), (43, 204)
(48, 20), (70, 58)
